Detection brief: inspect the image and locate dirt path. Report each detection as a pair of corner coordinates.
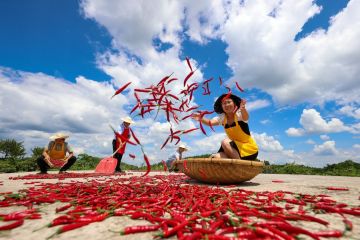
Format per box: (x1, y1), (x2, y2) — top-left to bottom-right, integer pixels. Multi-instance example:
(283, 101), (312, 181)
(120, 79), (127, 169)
(0, 171), (359, 239)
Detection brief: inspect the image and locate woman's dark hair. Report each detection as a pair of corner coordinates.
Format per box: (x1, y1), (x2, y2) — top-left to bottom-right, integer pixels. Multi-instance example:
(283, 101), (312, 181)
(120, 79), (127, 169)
(213, 94), (242, 114)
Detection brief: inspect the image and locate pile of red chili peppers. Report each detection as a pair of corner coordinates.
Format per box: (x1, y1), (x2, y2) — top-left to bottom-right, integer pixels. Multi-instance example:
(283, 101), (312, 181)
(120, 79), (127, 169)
(1, 174), (359, 239)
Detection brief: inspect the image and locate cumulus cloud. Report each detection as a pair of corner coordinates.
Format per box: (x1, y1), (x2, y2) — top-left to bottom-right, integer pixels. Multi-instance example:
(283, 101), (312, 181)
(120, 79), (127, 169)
(313, 140), (338, 155)
(223, 0), (360, 106)
(286, 108), (356, 136)
(246, 99), (271, 111)
(339, 105), (360, 119)
(0, 67), (130, 156)
(306, 139), (315, 144)
(320, 134), (330, 141)
(353, 144), (360, 149)
(252, 132), (299, 164)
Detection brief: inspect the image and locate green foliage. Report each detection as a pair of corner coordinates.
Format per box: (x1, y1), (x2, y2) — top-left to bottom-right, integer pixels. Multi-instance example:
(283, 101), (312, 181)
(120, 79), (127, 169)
(0, 161), (17, 173)
(0, 139), (26, 160)
(265, 160), (360, 176)
(71, 153), (101, 170)
(31, 147), (44, 159)
(0, 138), (359, 176)
(16, 157), (38, 172)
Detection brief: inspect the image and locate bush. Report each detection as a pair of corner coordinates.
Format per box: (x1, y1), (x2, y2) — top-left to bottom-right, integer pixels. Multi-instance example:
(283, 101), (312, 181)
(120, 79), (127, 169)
(0, 161), (17, 173)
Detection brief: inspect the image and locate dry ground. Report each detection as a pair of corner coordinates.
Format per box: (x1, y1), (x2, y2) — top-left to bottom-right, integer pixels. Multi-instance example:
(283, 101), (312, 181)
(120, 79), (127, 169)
(0, 171), (359, 240)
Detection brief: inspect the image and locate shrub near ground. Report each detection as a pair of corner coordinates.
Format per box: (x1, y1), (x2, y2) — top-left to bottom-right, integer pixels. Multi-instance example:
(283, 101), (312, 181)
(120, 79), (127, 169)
(1, 139), (359, 176)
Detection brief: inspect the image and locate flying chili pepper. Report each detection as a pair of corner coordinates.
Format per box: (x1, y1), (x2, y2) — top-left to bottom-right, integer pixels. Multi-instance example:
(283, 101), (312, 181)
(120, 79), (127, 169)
(186, 57), (193, 71)
(235, 82), (245, 92)
(142, 154), (151, 177)
(129, 128), (141, 145)
(183, 71), (194, 87)
(110, 82), (132, 99)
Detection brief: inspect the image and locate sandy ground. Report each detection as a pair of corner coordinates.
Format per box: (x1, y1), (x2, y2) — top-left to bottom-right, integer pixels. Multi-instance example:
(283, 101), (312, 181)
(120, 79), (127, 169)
(0, 171), (359, 240)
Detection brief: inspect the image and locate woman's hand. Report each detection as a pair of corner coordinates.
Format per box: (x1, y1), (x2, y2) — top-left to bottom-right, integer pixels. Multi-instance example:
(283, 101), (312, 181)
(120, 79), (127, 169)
(191, 113), (200, 121)
(240, 99), (247, 110)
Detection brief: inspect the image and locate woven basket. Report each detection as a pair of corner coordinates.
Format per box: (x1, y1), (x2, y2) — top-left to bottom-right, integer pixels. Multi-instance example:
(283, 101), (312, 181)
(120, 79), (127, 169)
(175, 158), (264, 184)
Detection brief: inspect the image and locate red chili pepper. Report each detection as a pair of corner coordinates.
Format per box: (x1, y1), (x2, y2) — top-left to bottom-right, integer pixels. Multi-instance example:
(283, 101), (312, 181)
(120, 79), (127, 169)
(57, 222), (89, 233)
(186, 57), (193, 71)
(157, 75), (171, 86)
(222, 89), (232, 102)
(314, 230), (343, 237)
(161, 137), (170, 149)
(183, 71), (194, 87)
(166, 78), (178, 85)
(129, 128), (141, 145)
(142, 154), (151, 177)
(326, 187), (349, 191)
(235, 82), (244, 92)
(134, 88), (152, 93)
(343, 218), (353, 231)
(110, 81), (132, 99)
(275, 223), (320, 240)
(121, 225), (160, 235)
(56, 203), (72, 213)
(163, 220), (188, 237)
(0, 219), (24, 230)
(49, 215), (74, 227)
(182, 128), (198, 134)
(202, 85), (211, 95)
(272, 180), (284, 183)
(185, 106), (199, 112)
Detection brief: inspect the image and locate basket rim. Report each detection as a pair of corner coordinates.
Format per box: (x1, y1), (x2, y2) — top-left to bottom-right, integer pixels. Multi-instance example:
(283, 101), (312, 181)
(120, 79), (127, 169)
(176, 157), (265, 167)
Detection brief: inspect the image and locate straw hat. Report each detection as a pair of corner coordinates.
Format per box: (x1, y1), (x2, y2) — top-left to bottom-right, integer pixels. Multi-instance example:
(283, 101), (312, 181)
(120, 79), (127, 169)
(49, 132), (69, 140)
(214, 93), (242, 114)
(121, 116), (135, 124)
(178, 143), (188, 151)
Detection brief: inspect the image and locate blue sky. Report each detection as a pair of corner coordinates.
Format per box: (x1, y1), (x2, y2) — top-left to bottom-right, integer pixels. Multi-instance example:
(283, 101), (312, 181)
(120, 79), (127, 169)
(0, 0), (359, 167)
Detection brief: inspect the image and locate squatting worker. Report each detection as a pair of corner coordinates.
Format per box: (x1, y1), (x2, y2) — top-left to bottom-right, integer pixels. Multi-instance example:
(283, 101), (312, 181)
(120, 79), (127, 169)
(37, 132), (77, 174)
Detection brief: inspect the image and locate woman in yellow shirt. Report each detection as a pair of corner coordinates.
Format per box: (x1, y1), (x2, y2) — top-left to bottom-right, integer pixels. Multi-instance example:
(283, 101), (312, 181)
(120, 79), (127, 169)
(192, 94), (258, 160)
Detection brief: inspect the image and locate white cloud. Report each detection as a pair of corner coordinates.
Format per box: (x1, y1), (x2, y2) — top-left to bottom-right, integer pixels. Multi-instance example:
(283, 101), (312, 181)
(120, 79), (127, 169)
(0, 67), (130, 156)
(192, 132), (226, 155)
(252, 132), (299, 164)
(353, 144), (360, 149)
(339, 105), (360, 119)
(222, 0), (360, 106)
(260, 119), (270, 125)
(246, 99), (271, 111)
(313, 140), (338, 155)
(286, 108), (356, 136)
(306, 139), (315, 144)
(286, 127), (305, 137)
(320, 134), (330, 141)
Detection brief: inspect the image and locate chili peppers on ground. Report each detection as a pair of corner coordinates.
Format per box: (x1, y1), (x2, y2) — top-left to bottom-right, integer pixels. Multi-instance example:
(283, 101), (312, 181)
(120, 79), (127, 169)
(1, 173), (358, 239)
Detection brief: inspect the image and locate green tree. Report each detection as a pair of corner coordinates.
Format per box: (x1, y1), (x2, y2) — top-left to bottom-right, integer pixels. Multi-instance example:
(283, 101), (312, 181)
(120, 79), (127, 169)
(31, 146), (44, 159)
(0, 139), (26, 160)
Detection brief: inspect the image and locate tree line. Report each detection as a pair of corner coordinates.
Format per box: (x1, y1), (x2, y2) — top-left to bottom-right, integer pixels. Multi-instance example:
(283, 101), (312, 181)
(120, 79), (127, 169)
(1, 138), (359, 176)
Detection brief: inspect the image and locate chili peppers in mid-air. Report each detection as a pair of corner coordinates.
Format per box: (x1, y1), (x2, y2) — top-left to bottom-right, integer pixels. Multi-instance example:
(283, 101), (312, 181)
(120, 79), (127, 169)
(110, 81), (132, 99)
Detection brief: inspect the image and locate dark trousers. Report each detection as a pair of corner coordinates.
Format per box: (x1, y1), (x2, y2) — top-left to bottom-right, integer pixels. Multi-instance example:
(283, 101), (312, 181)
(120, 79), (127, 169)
(37, 155), (77, 173)
(113, 139), (123, 171)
